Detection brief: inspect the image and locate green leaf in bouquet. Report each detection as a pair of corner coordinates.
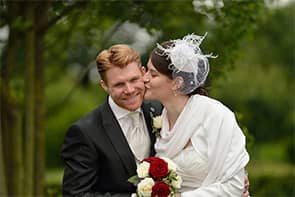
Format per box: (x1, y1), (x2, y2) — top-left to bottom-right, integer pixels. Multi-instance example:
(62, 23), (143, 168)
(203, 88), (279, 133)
(128, 175), (140, 186)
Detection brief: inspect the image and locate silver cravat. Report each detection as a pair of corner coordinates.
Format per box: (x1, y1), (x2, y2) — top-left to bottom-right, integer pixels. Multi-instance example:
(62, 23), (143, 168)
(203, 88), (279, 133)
(127, 112), (150, 161)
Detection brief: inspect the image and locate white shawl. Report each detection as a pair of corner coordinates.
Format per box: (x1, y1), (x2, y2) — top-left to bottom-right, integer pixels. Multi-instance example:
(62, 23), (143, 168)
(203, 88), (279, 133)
(155, 95), (249, 188)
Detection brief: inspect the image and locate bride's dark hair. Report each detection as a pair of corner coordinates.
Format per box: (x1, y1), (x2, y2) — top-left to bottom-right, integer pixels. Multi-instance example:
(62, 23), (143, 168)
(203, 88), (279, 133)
(150, 41), (208, 96)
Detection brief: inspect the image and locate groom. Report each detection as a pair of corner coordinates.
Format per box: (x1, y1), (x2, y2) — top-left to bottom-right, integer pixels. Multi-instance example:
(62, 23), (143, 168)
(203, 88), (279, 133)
(61, 44), (162, 196)
(61, 44), (250, 197)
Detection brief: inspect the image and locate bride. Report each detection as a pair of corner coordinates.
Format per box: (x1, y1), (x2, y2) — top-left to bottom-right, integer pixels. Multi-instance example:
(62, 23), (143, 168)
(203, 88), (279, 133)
(143, 34), (250, 196)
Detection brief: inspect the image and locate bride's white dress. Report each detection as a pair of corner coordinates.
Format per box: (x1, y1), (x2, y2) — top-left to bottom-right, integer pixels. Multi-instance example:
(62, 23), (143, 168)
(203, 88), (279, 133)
(155, 95), (249, 196)
(171, 130), (245, 196)
(173, 141), (208, 191)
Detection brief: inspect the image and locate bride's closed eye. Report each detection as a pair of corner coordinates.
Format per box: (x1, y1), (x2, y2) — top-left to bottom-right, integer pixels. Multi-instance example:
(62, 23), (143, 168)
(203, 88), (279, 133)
(150, 70), (159, 78)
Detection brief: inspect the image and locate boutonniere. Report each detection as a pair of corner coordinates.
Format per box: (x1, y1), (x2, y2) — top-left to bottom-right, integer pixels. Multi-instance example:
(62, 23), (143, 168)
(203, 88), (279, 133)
(150, 112), (162, 138)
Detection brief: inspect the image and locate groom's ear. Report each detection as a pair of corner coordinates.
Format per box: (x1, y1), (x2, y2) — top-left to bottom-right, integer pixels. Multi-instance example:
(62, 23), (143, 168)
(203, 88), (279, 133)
(100, 80), (109, 93)
(140, 66), (146, 75)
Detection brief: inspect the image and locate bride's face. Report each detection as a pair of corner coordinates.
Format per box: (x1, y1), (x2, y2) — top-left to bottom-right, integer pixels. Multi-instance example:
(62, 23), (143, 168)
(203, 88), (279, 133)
(143, 59), (174, 101)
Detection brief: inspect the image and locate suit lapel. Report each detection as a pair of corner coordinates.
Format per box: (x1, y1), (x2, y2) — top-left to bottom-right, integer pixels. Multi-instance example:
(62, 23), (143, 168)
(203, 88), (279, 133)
(142, 103), (156, 156)
(101, 101), (137, 177)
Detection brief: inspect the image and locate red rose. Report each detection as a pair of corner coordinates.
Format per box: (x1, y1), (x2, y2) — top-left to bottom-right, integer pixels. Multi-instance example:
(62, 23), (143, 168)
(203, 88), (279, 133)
(143, 157), (159, 163)
(152, 181), (171, 197)
(147, 157), (168, 179)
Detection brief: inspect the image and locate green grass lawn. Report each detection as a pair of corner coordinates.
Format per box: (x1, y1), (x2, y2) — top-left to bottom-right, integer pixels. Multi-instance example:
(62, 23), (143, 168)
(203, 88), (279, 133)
(45, 168), (63, 197)
(247, 160), (295, 177)
(247, 160), (295, 196)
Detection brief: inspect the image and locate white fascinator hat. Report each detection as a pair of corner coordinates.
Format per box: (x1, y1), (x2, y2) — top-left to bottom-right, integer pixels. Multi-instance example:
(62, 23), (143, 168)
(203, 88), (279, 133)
(152, 33), (217, 95)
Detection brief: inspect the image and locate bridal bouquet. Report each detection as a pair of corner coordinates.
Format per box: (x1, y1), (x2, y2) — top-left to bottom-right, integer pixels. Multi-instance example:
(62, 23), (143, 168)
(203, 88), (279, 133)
(128, 157), (182, 197)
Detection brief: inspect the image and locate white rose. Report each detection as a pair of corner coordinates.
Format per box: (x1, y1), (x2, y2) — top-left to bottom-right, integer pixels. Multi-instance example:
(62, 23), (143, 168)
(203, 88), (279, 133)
(161, 157), (177, 172)
(153, 116), (162, 129)
(137, 161), (150, 178)
(137, 178), (154, 197)
(171, 175), (182, 189)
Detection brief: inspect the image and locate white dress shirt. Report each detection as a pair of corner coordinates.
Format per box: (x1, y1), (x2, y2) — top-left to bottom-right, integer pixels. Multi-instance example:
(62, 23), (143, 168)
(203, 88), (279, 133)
(108, 97), (151, 164)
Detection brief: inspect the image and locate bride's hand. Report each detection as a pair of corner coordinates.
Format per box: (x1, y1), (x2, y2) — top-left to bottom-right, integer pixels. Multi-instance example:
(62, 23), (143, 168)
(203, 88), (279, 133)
(243, 174), (250, 197)
(176, 193), (181, 197)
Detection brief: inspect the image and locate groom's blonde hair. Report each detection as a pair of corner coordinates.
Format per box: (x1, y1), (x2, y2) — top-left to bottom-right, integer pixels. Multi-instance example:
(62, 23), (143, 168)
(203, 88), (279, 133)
(96, 44), (141, 82)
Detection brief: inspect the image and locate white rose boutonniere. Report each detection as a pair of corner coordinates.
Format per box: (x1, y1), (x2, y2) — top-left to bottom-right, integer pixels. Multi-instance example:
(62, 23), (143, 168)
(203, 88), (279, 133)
(150, 112), (162, 138)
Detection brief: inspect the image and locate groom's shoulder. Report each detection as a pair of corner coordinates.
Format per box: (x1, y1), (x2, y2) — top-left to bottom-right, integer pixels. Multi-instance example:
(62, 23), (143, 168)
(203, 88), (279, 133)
(74, 101), (108, 127)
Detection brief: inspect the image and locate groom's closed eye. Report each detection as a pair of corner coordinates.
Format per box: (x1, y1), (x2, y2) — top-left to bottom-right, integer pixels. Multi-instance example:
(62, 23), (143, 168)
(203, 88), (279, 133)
(129, 76), (141, 83)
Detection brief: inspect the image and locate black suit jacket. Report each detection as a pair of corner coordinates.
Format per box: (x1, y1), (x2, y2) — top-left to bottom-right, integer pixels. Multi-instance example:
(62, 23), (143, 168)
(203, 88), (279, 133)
(61, 98), (162, 197)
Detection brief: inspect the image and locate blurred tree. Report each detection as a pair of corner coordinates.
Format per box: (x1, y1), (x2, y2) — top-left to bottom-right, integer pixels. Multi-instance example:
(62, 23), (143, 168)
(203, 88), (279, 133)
(0, 1), (88, 196)
(52, 1), (263, 71)
(45, 0), (264, 115)
(255, 3), (295, 79)
(0, 81), (8, 197)
(246, 3), (294, 143)
(211, 2), (294, 143)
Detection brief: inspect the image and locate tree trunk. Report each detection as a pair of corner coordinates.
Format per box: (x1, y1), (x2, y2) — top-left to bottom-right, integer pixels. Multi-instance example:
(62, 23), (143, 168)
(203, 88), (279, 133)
(0, 96), (7, 197)
(1, 1), (83, 195)
(34, 2), (51, 196)
(0, 79), (23, 196)
(0, 2), (24, 195)
(0, 139), (7, 197)
(23, 3), (36, 196)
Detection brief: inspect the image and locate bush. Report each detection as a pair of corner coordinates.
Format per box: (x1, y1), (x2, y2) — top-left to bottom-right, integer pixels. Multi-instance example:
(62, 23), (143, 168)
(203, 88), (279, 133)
(45, 184), (62, 197)
(250, 174), (295, 197)
(45, 76), (107, 168)
(285, 137), (295, 164)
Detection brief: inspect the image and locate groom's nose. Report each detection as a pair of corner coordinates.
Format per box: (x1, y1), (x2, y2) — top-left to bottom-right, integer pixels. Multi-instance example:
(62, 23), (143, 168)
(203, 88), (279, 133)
(124, 83), (136, 94)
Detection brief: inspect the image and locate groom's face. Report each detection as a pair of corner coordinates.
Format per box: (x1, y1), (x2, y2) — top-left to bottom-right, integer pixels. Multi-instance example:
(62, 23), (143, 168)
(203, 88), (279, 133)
(101, 61), (146, 111)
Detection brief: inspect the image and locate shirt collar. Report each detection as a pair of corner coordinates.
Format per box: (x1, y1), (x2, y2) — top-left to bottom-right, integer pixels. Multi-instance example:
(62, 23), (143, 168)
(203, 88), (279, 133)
(108, 96), (141, 120)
